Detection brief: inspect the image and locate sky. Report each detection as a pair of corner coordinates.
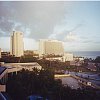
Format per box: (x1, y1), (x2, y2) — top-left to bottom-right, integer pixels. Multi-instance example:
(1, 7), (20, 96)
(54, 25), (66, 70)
(0, 1), (100, 51)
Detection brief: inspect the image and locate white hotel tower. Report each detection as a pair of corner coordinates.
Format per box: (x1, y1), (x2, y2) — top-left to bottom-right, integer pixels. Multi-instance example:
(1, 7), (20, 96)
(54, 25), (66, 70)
(39, 39), (64, 57)
(10, 31), (24, 57)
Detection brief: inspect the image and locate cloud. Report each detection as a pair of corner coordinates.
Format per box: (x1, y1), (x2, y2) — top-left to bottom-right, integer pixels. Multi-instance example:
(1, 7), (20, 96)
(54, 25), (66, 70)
(0, 37), (10, 51)
(0, 2), (69, 40)
(0, 2), (79, 41)
(0, 1), (100, 51)
(24, 38), (38, 50)
(48, 22), (83, 42)
(64, 32), (78, 42)
(0, 2), (72, 50)
(48, 24), (67, 39)
(0, 37), (38, 51)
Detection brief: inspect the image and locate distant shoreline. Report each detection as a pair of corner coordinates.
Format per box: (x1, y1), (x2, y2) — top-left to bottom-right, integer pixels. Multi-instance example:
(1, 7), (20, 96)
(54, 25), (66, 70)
(66, 51), (100, 59)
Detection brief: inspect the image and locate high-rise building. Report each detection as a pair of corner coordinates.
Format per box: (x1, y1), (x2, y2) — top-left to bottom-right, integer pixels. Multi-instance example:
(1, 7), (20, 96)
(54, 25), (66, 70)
(10, 31), (24, 57)
(39, 39), (64, 57)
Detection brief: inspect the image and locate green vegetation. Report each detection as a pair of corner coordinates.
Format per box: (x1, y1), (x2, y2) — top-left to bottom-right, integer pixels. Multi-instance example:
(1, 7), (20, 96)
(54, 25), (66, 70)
(0, 55), (95, 72)
(7, 68), (100, 100)
(37, 59), (91, 72)
(0, 55), (37, 63)
(94, 56), (100, 63)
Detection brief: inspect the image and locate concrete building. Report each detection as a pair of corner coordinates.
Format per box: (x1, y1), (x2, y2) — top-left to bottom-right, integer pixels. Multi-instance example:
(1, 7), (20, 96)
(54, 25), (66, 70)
(33, 50), (39, 55)
(3, 62), (42, 73)
(46, 56), (63, 61)
(10, 31), (24, 57)
(70, 61), (83, 66)
(0, 48), (1, 58)
(1, 52), (10, 58)
(74, 57), (84, 61)
(63, 53), (73, 62)
(0, 66), (8, 92)
(39, 39), (64, 57)
(0, 66), (10, 99)
(87, 62), (97, 71)
(24, 50), (34, 56)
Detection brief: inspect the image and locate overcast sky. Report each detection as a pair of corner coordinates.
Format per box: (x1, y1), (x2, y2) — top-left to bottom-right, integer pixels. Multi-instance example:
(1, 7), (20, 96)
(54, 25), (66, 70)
(0, 1), (100, 51)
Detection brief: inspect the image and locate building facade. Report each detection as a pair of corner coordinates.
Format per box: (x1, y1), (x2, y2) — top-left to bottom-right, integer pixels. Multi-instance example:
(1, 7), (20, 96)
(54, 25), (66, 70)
(63, 53), (74, 62)
(39, 39), (64, 57)
(3, 62), (42, 73)
(10, 31), (24, 57)
(1, 52), (10, 58)
(0, 66), (8, 92)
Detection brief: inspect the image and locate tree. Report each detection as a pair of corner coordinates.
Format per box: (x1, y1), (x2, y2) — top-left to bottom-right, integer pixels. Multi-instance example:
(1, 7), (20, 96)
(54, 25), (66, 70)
(94, 56), (100, 63)
(6, 68), (100, 100)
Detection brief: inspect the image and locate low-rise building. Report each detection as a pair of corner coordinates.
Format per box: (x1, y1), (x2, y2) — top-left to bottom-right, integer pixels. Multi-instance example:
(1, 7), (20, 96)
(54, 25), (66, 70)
(24, 50), (39, 57)
(70, 60), (83, 66)
(87, 62), (97, 71)
(33, 50), (39, 55)
(0, 66), (7, 92)
(3, 62), (42, 74)
(24, 50), (34, 56)
(44, 52), (74, 62)
(63, 53), (73, 62)
(46, 56), (63, 61)
(74, 56), (84, 61)
(1, 52), (10, 58)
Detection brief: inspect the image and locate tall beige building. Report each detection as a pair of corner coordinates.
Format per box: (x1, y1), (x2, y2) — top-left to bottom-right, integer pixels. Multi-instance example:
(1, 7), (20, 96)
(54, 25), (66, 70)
(39, 39), (64, 57)
(10, 31), (24, 57)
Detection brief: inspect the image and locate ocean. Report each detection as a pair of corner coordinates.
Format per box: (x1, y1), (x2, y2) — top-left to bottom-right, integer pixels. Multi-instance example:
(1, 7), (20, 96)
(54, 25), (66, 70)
(70, 51), (100, 59)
